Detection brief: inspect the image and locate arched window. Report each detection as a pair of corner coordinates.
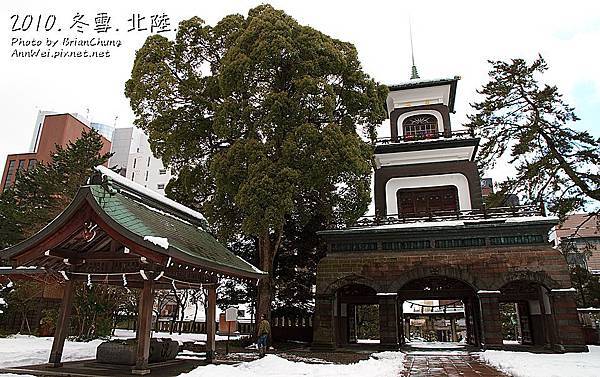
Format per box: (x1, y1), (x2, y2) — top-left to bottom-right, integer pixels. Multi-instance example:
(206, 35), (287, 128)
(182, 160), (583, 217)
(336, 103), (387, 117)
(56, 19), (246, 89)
(402, 114), (438, 140)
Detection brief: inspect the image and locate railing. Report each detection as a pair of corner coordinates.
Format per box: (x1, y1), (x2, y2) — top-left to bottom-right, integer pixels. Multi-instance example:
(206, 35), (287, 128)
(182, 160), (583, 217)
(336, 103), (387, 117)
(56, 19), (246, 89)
(326, 204), (545, 230)
(376, 129), (474, 145)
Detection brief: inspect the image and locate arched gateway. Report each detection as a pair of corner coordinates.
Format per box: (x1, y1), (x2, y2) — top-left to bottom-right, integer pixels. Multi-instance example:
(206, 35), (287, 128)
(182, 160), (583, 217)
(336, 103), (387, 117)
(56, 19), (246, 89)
(312, 77), (587, 353)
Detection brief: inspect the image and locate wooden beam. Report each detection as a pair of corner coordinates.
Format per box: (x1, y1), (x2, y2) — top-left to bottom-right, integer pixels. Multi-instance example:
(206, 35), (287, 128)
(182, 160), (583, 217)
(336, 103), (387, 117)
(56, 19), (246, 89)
(15, 206), (92, 265)
(48, 280), (74, 367)
(132, 280), (154, 375)
(206, 285), (216, 361)
(92, 213), (167, 266)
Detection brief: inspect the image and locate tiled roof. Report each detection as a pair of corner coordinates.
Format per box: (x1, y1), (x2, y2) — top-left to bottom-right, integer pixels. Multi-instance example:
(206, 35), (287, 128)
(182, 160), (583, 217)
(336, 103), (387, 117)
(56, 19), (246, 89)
(0, 172), (264, 280)
(387, 76), (460, 91)
(88, 184), (262, 276)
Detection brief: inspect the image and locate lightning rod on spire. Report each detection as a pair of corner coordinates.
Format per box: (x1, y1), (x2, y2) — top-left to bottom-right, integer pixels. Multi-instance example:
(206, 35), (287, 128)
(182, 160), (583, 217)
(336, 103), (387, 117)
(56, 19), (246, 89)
(409, 17), (420, 80)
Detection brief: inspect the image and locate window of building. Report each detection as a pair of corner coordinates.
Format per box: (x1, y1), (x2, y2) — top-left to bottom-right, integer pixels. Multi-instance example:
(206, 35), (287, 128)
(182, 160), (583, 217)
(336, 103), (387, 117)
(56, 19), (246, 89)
(17, 160), (25, 172)
(159, 169), (167, 175)
(131, 172), (135, 180)
(396, 185), (458, 217)
(28, 159), (37, 169)
(4, 160), (16, 189)
(566, 252), (587, 268)
(402, 114), (438, 140)
(147, 156), (151, 167)
(157, 183), (165, 190)
(145, 171), (149, 181)
(133, 158), (137, 168)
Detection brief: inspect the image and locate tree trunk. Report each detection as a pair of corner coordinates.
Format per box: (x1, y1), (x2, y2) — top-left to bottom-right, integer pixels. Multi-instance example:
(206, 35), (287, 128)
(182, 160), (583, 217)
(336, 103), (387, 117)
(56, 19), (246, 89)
(256, 233), (274, 325)
(179, 304), (185, 335)
(154, 311), (160, 331)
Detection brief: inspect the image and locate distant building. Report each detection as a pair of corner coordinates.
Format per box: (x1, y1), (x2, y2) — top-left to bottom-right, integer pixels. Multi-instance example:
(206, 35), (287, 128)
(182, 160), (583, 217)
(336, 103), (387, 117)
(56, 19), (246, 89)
(29, 110), (114, 150)
(556, 214), (600, 274)
(1, 113), (111, 191)
(108, 127), (173, 195)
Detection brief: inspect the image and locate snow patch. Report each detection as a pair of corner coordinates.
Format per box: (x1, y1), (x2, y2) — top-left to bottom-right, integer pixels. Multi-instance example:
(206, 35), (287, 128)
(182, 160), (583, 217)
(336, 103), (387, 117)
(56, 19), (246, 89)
(0, 335), (103, 368)
(143, 236), (169, 249)
(338, 215), (557, 233)
(178, 352), (404, 377)
(479, 346), (600, 377)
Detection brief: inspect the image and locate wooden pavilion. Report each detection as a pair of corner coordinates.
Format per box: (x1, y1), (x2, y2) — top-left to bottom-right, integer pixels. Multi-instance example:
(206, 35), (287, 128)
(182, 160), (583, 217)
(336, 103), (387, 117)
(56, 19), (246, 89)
(0, 166), (265, 375)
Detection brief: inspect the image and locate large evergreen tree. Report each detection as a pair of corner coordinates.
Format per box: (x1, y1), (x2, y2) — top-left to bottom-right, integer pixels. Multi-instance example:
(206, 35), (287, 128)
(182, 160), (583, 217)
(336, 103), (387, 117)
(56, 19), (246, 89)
(467, 56), (599, 217)
(125, 5), (387, 319)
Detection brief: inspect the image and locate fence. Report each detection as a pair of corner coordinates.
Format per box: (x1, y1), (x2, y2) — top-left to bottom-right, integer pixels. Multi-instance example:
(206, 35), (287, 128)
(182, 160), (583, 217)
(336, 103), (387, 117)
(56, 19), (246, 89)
(117, 314), (313, 343)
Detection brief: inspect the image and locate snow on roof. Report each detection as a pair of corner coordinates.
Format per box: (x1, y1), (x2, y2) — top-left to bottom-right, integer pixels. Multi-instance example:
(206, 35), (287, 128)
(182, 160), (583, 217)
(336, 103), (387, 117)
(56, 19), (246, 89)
(236, 255), (266, 274)
(504, 216), (559, 223)
(95, 165), (206, 222)
(387, 76), (459, 89)
(143, 236), (169, 250)
(325, 215), (558, 234)
(346, 220), (465, 232)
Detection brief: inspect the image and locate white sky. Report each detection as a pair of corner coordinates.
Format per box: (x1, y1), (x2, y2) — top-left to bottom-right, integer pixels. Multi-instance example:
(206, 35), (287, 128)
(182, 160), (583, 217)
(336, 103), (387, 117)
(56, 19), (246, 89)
(1, 0), (599, 184)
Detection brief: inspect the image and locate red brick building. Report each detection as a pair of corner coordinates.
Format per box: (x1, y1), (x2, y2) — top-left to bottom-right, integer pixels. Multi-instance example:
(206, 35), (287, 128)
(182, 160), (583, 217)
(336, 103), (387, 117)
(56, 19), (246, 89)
(556, 214), (600, 273)
(1, 113), (111, 191)
(312, 77), (587, 353)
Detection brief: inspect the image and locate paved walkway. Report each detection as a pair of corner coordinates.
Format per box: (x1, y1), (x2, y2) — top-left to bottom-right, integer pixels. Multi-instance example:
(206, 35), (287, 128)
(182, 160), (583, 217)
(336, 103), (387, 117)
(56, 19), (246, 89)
(401, 352), (510, 377)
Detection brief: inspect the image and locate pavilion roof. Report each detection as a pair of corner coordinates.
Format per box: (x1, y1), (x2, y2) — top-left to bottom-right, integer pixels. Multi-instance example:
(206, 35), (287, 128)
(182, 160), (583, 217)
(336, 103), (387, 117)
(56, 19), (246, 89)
(0, 167), (265, 284)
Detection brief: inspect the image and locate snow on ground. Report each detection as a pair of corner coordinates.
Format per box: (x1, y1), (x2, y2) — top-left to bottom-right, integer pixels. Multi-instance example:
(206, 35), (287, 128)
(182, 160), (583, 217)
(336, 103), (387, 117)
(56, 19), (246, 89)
(406, 341), (466, 349)
(112, 329), (241, 344)
(0, 330), (241, 370)
(0, 335), (102, 368)
(356, 338), (379, 344)
(0, 332), (404, 377)
(179, 352), (405, 377)
(479, 346), (600, 377)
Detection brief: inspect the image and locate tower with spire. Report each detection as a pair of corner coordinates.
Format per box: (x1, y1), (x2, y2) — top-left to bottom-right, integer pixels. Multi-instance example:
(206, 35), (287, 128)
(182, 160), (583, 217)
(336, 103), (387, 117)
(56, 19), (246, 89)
(310, 23), (587, 354)
(373, 56), (478, 217)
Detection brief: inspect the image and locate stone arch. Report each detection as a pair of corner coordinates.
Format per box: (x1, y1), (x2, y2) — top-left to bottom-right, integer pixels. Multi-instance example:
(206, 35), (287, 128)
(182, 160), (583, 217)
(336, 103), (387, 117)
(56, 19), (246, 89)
(387, 266), (480, 293)
(324, 274), (382, 295)
(495, 270), (561, 291)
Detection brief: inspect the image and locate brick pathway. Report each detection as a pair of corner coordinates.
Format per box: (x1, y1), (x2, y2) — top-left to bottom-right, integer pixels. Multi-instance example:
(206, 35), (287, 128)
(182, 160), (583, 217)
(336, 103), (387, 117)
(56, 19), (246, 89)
(401, 353), (510, 377)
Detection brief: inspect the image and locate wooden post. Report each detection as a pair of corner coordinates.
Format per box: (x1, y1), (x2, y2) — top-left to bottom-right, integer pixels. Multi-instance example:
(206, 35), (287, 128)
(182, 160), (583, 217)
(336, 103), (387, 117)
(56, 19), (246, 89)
(450, 317), (457, 342)
(206, 285), (216, 361)
(396, 298), (404, 345)
(48, 280), (74, 367)
(132, 280), (154, 375)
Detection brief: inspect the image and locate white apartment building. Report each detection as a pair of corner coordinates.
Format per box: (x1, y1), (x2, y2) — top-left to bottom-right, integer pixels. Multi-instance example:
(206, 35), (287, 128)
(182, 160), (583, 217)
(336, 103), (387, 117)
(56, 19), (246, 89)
(109, 127), (173, 194)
